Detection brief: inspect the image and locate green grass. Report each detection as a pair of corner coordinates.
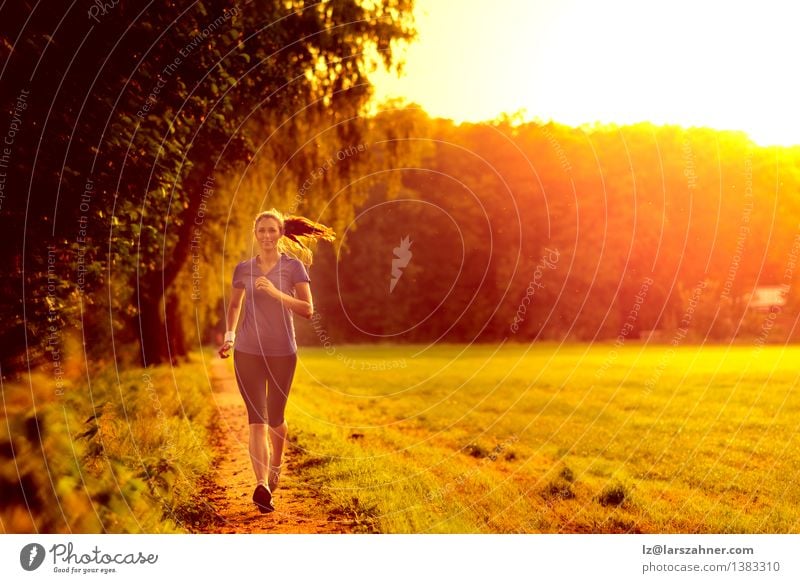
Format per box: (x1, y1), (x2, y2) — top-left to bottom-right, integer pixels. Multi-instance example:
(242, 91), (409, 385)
(274, 341), (800, 533)
(7, 341), (799, 533)
(1, 349), (219, 533)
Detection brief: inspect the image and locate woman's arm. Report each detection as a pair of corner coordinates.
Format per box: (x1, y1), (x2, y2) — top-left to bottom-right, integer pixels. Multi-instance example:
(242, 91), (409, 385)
(226, 286), (245, 330)
(219, 287), (245, 357)
(292, 281), (314, 319)
(255, 277), (313, 319)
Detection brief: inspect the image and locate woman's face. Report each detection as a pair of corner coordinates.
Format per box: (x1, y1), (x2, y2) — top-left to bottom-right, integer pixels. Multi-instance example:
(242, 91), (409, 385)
(254, 217), (282, 250)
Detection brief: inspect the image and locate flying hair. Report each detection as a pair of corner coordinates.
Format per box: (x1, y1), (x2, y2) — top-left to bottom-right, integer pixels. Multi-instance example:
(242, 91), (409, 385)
(253, 208), (336, 266)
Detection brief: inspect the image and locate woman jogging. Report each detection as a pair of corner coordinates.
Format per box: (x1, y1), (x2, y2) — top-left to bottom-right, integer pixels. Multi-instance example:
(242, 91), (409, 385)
(218, 208), (335, 513)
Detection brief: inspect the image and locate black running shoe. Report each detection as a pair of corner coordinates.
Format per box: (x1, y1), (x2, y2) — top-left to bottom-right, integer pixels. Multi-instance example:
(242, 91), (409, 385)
(253, 484), (274, 513)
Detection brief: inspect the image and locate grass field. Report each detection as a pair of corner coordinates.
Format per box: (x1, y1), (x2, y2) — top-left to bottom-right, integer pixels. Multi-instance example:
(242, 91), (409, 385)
(5, 341), (799, 534)
(265, 341), (800, 533)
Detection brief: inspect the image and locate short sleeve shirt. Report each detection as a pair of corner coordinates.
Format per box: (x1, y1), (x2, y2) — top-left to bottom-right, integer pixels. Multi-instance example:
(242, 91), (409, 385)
(232, 253), (311, 356)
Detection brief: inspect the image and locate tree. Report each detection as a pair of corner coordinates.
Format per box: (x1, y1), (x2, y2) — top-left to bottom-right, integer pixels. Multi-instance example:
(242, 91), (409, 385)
(0, 0), (415, 370)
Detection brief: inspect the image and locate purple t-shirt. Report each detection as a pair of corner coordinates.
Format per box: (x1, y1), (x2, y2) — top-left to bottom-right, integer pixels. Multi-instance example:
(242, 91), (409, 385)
(232, 253), (311, 356)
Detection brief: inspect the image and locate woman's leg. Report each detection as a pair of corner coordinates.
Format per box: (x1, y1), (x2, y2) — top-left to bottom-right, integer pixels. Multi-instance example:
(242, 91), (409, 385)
(248, 423), (270, 486)
(268, 421), (288, 468)
(265, 353), (298, 482)
(233, 350), (271, 486)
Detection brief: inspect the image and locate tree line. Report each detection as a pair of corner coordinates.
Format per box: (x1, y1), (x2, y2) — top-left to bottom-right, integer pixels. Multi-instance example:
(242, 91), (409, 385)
(298, 117), (800, 349)
(4, 1), (800, 378)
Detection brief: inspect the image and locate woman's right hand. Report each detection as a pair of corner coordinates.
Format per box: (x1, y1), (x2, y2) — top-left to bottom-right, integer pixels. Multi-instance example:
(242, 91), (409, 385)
(218, 340), (233, 359)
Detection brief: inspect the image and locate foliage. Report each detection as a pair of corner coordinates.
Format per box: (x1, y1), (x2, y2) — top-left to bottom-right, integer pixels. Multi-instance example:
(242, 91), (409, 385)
(0, 350), (218, 533)
(300, 119), (800, 345)
(0, 0), (416, 371)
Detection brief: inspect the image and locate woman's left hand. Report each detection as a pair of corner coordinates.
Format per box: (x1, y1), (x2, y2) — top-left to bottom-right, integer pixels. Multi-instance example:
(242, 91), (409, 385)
(255, 276), (280, 299)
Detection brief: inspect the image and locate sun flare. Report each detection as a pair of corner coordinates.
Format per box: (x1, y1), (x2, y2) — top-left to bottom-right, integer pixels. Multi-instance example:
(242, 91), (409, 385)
(371, 0), (800, 147)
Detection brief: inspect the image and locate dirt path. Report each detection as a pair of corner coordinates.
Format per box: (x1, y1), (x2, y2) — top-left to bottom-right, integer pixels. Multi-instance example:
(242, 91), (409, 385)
(199, 358), (349, 533)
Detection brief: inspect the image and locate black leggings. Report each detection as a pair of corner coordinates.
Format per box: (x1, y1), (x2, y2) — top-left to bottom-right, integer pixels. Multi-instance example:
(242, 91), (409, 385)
(233, 350), (297, 426)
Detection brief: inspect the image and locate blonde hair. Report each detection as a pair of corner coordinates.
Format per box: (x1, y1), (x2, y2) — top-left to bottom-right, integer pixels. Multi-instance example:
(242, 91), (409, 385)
(253, 208), (335, 266)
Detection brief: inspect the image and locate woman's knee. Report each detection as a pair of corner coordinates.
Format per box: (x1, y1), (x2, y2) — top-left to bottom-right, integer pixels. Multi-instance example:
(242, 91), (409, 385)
(249, 422), (269, 435)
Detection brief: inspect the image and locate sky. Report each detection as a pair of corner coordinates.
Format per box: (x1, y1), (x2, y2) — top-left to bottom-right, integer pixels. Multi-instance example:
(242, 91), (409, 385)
(370, 0), (800, 146)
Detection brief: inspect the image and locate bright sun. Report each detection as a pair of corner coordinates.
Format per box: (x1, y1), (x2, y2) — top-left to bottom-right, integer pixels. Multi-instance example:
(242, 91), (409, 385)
(371, 0), (800, 147)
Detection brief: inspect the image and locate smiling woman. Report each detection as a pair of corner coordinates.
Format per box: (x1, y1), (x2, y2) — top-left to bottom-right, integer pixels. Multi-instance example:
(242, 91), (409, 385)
(370, 0), (800, 146)
(218, 208), (335, 514)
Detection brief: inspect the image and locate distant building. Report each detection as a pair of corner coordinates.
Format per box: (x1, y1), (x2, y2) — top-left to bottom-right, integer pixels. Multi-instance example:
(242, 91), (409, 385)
(743, 285), (788, 313)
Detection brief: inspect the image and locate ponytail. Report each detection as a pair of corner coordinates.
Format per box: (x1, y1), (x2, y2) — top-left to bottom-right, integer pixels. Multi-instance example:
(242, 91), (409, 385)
(253, 209), (336, 266)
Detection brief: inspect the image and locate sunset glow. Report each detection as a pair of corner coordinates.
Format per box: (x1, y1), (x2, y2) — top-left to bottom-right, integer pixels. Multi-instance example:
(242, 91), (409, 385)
(371, 0), (800, 146)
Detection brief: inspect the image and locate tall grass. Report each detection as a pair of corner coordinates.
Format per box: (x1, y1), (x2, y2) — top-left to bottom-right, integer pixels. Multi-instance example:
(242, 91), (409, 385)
(1, 350), (218, 533)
